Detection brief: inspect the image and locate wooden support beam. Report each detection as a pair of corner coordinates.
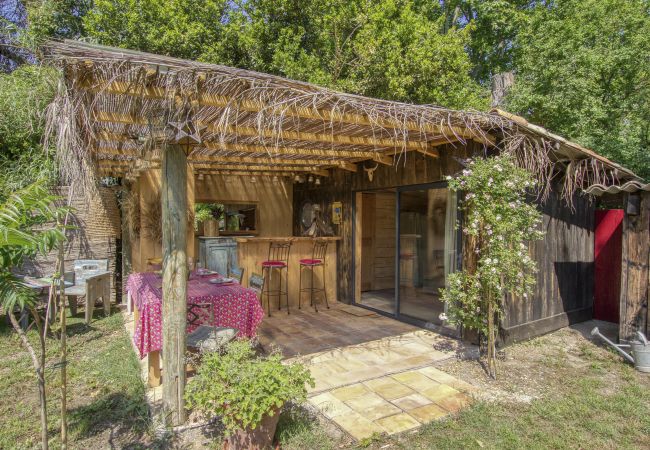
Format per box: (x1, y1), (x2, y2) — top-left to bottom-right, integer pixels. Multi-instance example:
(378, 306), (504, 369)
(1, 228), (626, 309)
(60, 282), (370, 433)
(93, 111), (430, 150)
(191, 163), (330, 174)
(92, 81), (496, 144)
(197, 170), (300, 178)
(161, 143), (188, 426)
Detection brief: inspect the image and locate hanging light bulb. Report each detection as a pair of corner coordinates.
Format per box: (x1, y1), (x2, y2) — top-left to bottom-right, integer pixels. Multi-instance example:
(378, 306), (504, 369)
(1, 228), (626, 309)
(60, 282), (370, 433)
(250, 175), (257, 183)
(197, 173), (204, 181)
(273, 175), (279, 183)
(314, 177), (321, 186)
(308, 175), (314, 183)
(294, 174), (301, 182)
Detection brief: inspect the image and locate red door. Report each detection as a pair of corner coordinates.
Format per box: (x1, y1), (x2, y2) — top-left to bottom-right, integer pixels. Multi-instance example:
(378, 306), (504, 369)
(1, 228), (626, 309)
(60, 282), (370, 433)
(594, 210), (623, 323)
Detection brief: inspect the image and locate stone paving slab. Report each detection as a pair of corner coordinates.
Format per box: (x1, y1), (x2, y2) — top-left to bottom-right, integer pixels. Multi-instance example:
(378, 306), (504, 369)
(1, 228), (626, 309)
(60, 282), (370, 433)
(305, 330), (477, 441)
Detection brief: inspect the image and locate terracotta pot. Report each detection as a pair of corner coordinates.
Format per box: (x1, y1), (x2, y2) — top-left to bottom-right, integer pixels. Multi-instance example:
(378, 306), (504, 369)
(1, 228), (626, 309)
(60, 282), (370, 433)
(223, 408), (281, 450)
(204, 219), (220, 237)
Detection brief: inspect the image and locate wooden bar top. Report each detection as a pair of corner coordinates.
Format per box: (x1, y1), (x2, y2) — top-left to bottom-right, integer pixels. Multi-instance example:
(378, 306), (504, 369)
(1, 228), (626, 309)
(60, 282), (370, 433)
(235, 236), (341, 243)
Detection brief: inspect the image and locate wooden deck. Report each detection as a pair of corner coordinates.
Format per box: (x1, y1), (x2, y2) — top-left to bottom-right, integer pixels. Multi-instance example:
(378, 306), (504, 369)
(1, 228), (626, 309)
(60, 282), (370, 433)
(257, 302), (418, 358)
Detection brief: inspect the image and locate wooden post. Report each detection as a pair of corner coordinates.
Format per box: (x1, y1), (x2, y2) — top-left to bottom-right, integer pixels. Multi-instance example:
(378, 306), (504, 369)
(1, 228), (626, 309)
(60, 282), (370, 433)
(161, 143), (188, 425)
(619, 192), (650, 342)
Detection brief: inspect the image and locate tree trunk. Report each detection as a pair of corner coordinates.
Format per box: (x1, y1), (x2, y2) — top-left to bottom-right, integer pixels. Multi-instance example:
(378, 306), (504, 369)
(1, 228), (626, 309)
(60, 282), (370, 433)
(161, 143), (188, 425)
(9, 310), (48, 450)
(121, 182), (133, 304)
(58, 244), (68, 449)
(487, 297), (496, 379)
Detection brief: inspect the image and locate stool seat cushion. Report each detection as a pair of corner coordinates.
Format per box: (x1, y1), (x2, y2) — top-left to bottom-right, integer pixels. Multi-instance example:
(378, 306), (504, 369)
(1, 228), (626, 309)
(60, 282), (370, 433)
(262, 260), (287, 268)
(300, 258), (323, 266)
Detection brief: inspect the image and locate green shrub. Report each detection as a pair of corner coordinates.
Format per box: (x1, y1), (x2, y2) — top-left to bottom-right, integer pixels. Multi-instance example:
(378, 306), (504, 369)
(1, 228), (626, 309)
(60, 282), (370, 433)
(184, 341), (314, 435)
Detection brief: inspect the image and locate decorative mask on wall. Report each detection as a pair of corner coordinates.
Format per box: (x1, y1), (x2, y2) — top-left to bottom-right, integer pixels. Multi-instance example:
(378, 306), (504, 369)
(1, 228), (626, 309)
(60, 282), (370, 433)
(364, 162), (379, 182)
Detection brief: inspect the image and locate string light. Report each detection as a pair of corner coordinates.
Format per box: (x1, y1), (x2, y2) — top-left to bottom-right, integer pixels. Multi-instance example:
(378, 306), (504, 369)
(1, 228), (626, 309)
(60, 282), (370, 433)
(250, 176), (257, 183)
(315, 177), (321, 186)
(308, 175), (314, 183)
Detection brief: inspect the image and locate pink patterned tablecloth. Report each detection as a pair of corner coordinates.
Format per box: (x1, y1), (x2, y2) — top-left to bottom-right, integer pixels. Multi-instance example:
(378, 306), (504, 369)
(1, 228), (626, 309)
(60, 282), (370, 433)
(127, 272), (264, 359)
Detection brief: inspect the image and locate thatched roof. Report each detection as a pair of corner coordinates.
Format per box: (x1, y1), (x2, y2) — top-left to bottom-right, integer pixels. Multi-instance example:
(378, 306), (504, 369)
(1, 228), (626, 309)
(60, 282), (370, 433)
(41, 39), (640, 202)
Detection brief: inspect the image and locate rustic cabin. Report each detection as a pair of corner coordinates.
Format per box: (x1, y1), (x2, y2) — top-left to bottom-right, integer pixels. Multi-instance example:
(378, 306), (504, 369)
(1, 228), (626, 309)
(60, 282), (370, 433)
(41, 40), (645, 424)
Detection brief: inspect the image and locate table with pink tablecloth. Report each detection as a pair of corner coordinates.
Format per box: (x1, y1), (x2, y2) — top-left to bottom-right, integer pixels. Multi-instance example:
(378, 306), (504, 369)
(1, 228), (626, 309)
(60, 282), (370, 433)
(126, 272), (264, 359)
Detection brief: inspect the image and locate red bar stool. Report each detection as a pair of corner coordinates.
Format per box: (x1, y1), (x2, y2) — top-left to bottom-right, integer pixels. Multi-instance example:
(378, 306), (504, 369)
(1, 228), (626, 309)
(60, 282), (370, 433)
(299, 240), (330, 312)
(261, 241), (291, 316)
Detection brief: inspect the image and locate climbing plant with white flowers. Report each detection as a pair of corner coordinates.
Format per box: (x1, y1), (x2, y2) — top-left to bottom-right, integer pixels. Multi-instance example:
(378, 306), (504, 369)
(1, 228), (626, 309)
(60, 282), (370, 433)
(441, 155), (544, 378)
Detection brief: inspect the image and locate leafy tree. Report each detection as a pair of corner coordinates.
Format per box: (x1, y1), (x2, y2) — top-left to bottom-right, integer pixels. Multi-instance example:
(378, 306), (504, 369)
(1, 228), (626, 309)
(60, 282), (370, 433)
(0, 180), (67, 450)
(436, 1), (538, 84)
(81, 0), (488, 108)
(0, 64), (57, 199)
(506, 0), (650, 180)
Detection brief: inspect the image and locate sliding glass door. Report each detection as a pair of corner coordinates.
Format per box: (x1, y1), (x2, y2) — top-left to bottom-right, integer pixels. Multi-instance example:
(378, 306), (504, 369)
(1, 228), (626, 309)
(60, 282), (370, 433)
(397, 186), (457, 324)
(354, 183), (458, 328)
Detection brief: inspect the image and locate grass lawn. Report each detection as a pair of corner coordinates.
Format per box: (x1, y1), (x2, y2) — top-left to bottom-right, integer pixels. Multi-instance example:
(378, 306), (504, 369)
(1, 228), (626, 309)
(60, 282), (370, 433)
(2, 308), (648, 450)
(0, 309), (149, 449)
(275, 324), (650, 450)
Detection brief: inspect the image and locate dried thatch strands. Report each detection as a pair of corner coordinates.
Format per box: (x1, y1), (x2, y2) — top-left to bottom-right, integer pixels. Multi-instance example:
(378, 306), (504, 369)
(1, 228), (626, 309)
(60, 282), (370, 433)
(40, 39), (640, 206)
(142, 193), (162, 244)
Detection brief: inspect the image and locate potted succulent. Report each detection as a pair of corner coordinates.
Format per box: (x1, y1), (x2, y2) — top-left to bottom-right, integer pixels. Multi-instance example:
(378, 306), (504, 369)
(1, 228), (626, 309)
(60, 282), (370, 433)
(185, 341), (314, 449)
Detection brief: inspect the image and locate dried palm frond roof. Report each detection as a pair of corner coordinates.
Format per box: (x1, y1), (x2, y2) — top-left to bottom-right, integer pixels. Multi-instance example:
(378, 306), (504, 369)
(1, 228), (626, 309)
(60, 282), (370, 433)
(41, 39), (640, 203)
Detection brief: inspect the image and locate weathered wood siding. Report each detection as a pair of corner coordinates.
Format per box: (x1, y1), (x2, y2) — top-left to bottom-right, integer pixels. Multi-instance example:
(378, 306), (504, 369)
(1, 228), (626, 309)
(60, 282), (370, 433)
(501, 185), (595, 342)
(619, 191), (650, 342)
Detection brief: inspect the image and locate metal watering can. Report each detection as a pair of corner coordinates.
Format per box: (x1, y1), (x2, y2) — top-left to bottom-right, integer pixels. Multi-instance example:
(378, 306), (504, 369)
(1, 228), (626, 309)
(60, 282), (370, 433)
(591, 327), (650, 373)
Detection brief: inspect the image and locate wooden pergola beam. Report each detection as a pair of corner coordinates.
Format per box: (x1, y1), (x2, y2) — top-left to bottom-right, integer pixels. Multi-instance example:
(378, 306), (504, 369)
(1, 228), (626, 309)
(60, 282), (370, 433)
(191, 163), (330, 176)
(94, 139), (396, 161)
(93, 111), (431, 150)
(91, 81), (496, 145)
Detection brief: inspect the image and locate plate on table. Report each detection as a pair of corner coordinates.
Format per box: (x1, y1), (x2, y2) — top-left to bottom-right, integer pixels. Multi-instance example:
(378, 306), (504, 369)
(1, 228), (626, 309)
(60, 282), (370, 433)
(209, 277), (236, 285)
(196, 269), (218, 277)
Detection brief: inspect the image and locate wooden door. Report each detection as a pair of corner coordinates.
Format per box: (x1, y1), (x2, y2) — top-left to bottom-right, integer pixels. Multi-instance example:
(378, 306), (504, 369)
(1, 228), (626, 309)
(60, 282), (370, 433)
(361, 193), (374, 291)
(594, 209), (623, 323)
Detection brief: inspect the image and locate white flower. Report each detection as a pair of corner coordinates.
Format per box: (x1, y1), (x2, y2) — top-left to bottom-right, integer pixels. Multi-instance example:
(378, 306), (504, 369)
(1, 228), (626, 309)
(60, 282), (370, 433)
(487, 229), (493, 235)
(518, 272), (523, 277)
(462, 169), (472, 176)
(493, 258), (499, 264)
(484, 258), (492, 264)
(439, 313), (448, 321)
(475, 307), (481, 313)
(491, 268), (497, 273)
(446, 175), (452, 180)
(523, 293), (528, 299)
(496, 214), (501, 220)
(520, 243), (526, 249)
(495, 165), (502, 172)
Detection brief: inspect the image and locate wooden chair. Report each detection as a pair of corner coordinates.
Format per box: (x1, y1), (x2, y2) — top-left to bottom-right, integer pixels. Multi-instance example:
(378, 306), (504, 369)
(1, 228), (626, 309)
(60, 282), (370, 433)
(228, 266), (245, 285)
(66, 259), (111, 324)
(249, 272), (265, 301)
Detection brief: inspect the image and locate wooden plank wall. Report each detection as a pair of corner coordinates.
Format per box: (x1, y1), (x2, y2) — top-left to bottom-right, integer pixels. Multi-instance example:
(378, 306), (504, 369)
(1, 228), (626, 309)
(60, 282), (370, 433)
(25, 186), (121, 302)
(619, 191), (650, 342)
(501, 184), (595, 342)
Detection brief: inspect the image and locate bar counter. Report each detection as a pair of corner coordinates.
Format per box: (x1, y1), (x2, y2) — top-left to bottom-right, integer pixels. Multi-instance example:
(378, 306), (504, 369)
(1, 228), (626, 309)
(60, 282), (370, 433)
(236, 236), (341, 310)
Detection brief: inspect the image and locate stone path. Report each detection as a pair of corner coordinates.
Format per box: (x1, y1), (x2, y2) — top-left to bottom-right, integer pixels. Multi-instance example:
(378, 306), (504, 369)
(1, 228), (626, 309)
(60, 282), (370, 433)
(296, 330), (477, 441)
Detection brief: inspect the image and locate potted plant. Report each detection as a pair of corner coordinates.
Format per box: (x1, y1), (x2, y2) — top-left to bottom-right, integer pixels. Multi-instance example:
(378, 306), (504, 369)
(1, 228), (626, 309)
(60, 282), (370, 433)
(185, 340), (314, 449)
(194, 203), (214, 236)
